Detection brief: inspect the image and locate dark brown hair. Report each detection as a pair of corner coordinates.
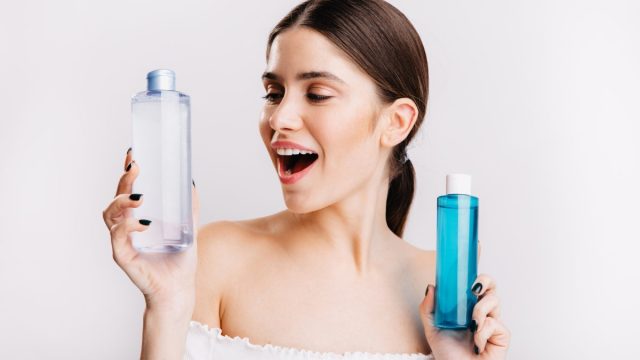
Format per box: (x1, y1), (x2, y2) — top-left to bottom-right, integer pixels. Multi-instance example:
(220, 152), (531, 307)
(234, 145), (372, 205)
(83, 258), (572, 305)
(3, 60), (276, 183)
(266, 0), (429, 237)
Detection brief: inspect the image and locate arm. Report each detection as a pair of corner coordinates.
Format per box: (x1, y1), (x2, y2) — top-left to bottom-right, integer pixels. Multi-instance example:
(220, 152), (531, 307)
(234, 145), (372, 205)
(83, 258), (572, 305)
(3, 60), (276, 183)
(103, 148), (200, 360)
(141, 304), (193, 360)
(140, 220), (239, 359)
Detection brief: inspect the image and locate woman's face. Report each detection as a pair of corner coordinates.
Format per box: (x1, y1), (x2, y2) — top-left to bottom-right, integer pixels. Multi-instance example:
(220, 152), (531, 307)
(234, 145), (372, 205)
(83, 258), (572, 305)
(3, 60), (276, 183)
(259, 27), (389, 214)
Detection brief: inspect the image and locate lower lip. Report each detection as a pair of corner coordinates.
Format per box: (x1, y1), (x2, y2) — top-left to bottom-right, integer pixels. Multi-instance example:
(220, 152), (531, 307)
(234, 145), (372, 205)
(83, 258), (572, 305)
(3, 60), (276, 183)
(277, 157), (317, 185)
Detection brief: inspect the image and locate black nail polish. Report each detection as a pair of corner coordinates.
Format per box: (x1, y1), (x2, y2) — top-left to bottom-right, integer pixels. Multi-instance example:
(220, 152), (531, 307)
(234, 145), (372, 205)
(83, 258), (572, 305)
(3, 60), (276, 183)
(129, 193), (143, 201)
(425, 286), (429, 296)
(472, 282), (483, 294)
(126, 162), (133, 172)
(139, 219), (152, 226)
(470, 319), (477, 332)
(192, 179), (196, 188)
(474, 345), (479, 355)
(127, 147), (132, 154)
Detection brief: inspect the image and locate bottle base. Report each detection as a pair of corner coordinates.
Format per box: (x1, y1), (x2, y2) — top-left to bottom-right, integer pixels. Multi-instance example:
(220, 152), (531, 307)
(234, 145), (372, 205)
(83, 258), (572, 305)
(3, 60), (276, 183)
(434, 322), (469, 330)
(135, 242), (191, 253)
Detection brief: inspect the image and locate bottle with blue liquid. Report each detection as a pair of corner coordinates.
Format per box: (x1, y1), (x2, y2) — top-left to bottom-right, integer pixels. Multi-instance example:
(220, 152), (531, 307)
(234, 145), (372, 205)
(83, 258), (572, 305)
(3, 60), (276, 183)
(130, 69), (193, 253)
(434, 173), (478, 329)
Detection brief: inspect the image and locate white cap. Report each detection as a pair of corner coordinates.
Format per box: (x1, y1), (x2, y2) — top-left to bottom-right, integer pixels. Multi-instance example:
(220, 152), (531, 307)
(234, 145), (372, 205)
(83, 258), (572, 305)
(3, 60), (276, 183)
(446, 173), (472, 195)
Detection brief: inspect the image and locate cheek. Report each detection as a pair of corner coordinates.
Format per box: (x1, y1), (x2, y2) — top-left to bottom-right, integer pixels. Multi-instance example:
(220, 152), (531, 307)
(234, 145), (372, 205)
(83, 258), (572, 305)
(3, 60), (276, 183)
(340, 111), (375, 147)
(320, 114), (376, 168)
(258, 109), (274, 145)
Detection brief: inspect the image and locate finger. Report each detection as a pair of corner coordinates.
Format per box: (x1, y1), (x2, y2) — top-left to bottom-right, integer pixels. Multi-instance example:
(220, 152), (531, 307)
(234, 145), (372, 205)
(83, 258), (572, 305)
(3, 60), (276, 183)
(192, 179), (199, 223)
(471, 273), (496, 297)
(110, 216), (151, 267)
(124, 146), (132, 170)
(191, 179), (200, 250)
(473, 316), (510, 354)
(418, 284), (436, 339)
(116, 159), (139, 196)
(103, 193), (144, 230)
(471, 290), (501, 334)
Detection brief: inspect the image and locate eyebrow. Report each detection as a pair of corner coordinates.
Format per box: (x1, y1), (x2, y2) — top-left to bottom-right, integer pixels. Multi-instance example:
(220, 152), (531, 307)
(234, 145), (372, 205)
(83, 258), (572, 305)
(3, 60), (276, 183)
(261, 71), (346, 84)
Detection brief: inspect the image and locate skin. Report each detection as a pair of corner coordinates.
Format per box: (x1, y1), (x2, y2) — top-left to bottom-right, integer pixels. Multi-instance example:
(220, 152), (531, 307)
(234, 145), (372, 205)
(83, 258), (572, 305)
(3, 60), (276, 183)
(199, 26), (434, 354)
(103, 26), (510, 359)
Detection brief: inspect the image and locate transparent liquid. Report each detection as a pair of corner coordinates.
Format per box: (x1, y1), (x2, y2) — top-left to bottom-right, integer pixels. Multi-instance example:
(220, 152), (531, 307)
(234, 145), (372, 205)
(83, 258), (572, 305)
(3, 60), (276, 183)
(434, 194), (478, 329)
(131, 90), (193, 253)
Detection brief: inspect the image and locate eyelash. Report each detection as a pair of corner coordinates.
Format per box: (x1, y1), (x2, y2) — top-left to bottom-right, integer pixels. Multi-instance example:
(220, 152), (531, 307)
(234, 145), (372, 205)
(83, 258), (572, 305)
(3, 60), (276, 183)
(261, 92), (332, 103)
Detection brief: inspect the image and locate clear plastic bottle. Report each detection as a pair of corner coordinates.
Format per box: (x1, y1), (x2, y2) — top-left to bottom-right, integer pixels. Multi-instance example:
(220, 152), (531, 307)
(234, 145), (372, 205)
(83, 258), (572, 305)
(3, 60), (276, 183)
(434, 173), (479, 329)
(130, 69), (193, 252)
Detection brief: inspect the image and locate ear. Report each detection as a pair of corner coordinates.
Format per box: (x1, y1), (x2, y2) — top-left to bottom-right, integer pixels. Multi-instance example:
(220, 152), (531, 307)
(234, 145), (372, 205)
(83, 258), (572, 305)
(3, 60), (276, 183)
(379, 98), (418, 149)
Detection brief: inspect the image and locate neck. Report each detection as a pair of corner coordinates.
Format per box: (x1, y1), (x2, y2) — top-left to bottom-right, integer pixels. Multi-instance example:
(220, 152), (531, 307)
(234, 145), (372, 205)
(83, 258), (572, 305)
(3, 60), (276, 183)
(289, 169), (397, 276)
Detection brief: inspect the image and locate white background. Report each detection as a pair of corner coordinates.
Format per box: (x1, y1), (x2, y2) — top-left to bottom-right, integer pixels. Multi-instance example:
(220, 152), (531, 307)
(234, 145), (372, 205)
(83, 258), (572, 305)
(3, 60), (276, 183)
(1, 0), (638, 358)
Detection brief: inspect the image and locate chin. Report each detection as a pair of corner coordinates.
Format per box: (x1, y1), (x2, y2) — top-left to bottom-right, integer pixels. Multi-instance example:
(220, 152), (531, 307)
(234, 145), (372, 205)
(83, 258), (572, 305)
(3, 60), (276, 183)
(281, 192), (325, 215)
(282, 197), (315, 214)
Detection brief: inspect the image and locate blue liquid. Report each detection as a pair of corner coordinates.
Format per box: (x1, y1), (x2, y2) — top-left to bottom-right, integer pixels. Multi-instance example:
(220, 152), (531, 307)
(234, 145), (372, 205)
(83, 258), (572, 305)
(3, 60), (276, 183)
(434, 194), (478, 329)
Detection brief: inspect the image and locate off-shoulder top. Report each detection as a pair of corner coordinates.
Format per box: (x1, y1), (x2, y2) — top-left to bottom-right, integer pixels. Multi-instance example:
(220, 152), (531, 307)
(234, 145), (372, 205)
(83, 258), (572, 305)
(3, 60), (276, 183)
(184, 321), (434, 360)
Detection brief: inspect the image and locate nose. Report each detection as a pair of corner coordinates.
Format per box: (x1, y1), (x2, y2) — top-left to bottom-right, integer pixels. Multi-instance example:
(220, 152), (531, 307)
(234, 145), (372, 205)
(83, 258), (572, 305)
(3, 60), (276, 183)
(268, 94), (304, 133)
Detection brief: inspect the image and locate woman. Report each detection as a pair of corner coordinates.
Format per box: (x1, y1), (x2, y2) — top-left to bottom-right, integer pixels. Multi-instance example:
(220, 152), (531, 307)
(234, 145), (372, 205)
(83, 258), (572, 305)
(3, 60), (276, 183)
(102, 0), (510, 358)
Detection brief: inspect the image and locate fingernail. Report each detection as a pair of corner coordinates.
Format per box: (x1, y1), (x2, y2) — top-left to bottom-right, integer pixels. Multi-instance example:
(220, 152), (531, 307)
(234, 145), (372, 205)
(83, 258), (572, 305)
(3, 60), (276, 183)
(129, 193), (143, 201)
(472, 282), (483, 295)
(474, 344), (479, 355)
(192, 179), (196, 188)
(127, 147), (132, 154)
(470, 319), (477, 332)
(425, 285), (429, 296)
(139, 219), (152, 226)
(126, 161), (133, 172)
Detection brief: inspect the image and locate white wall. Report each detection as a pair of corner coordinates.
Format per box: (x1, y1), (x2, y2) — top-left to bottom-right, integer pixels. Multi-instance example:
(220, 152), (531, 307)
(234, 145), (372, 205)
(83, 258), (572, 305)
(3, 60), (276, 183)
(0, 0), (638, 358)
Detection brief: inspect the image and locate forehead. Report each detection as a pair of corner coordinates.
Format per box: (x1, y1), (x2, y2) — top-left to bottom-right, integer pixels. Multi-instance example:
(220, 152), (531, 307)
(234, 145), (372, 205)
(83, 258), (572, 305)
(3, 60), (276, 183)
(266, 27), (368, 84)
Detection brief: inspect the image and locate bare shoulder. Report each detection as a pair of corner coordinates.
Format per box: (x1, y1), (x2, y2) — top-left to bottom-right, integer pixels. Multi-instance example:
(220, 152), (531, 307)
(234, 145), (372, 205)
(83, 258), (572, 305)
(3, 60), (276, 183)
(399, 240), (436, 285)
(197, 219), (261, 250)
(192, 213), (282, 328)
(197, 213), (280, 258)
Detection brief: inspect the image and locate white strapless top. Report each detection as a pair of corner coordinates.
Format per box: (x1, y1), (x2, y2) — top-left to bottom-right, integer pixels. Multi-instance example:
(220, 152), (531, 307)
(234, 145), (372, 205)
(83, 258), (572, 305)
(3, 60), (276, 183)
(185, 321), (434, 360)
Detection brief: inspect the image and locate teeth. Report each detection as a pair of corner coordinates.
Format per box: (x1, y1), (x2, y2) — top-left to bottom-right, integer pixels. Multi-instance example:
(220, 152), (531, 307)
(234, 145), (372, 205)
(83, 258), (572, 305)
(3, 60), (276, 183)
(276, 148), (316, 156)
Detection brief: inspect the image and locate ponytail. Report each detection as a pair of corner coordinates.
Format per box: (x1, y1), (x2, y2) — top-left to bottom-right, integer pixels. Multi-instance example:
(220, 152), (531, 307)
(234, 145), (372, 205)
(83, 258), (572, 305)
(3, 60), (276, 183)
(386, 158), (415, 237)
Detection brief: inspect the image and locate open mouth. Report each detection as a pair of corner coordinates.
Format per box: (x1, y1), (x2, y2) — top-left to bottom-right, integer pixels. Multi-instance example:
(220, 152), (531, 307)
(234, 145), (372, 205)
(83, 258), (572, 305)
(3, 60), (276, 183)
(277, 152), (319, 176)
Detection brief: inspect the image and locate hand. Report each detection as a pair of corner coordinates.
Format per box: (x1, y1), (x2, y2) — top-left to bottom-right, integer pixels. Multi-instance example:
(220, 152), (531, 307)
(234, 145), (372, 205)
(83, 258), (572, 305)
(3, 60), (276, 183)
(419, 274), (510, 359)
(102, 147), (201, 312)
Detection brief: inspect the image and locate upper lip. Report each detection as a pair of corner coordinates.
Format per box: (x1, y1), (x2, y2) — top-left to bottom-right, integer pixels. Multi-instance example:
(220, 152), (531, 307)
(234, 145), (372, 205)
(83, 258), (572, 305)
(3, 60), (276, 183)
(270, 140), (317, 153)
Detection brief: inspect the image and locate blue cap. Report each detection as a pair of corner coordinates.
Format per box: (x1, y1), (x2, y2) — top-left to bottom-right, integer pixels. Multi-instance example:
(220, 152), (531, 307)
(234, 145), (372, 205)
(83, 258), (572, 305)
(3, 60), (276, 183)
(146, 69), (176, 91)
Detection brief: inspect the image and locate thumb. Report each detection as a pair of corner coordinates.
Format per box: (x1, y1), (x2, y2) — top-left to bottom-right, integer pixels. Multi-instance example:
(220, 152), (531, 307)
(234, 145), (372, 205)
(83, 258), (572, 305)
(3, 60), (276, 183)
(192, 179), (200, 227)
(419, 284), (437, 340)
(191, 179), (200, 252)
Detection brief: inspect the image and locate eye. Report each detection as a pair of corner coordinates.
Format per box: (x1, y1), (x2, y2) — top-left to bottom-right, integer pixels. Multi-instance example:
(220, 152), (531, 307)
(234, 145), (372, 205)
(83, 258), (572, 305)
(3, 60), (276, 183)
(262, 92), (283, 104)
(307, 93), (332, 102)
(261, 92), (333, 104)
